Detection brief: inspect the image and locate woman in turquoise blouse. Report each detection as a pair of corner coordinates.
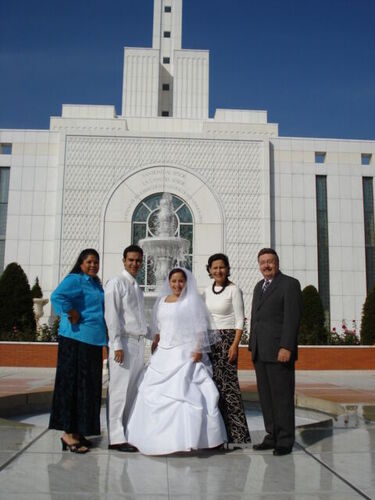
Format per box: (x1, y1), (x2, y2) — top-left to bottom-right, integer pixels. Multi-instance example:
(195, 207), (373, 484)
(49, 249), (107, 453)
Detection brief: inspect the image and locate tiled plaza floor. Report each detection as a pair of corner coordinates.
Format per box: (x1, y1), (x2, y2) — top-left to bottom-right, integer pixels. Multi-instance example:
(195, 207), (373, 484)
(0, 368), (374, 499)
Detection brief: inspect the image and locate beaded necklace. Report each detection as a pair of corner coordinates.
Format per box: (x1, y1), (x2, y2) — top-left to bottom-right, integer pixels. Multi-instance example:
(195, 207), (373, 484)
(212, 278), (229, 295)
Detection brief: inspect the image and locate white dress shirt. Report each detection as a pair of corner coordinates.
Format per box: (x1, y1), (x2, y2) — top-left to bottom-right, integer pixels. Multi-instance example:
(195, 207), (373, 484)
(203, 283), (244, 330)
(105, 269), (148, 350)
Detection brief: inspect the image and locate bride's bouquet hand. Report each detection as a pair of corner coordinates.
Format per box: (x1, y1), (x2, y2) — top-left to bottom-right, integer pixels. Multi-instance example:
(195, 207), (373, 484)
(193, 352), (202, 363)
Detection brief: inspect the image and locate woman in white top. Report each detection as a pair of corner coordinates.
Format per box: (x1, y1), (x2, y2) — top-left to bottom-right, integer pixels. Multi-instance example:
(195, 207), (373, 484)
(203, 253), (251, 445)
(125, 268), (227, 455)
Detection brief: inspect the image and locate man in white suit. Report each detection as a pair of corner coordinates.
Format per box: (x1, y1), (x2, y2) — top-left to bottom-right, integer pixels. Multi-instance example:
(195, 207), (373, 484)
(105, 244), (147, 452)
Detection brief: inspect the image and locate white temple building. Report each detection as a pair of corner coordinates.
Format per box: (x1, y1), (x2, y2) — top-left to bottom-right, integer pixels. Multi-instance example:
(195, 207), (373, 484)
(0, 0), (374, 329)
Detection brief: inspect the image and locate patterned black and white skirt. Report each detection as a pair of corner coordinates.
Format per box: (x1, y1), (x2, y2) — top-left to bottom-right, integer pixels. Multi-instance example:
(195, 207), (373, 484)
(209, 329), (251, 444)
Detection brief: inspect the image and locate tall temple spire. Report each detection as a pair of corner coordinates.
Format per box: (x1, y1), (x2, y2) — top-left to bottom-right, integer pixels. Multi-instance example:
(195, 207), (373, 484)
(121, 0), (208, 120)
(152, 0), (182, 52)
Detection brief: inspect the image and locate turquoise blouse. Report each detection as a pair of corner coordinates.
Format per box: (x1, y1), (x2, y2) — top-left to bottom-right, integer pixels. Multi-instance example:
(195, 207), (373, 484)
(51, 273), (107, 346)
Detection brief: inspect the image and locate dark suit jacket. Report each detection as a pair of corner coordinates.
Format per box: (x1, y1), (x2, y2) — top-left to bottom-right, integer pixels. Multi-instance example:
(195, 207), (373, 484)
(248, 271), (302, 363)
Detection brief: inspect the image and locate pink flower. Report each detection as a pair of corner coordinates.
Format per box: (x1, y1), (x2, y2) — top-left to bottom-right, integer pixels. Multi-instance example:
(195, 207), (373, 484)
(332, 327), (336, 332)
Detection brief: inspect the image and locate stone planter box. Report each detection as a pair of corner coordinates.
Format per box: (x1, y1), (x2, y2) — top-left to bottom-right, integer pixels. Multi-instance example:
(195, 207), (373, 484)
(0, 342), (374, 369)
(238, 345), (375, 370)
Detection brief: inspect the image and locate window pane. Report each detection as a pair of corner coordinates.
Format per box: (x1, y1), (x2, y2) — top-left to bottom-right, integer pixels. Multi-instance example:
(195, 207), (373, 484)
(183, 254), (192, 271)
(172, 197), (182, 210)
(363, 177), (375, 292)
(0, 204), (7, 236)
(146, 257), (156, 287)
(0, 168), (10, 203)
(180, 224), (193, 253)
(361, 154), (372, 166)
(316, 175), (330, 326)
(132, 223), (147, 244)
(176, 204), (192, 223)
(0, 144), (12, 155)
(315, 152), (326, 164)
(133, 203), (150, 222)
(0, 240), (4, 273)
(145, 194), (162, 211)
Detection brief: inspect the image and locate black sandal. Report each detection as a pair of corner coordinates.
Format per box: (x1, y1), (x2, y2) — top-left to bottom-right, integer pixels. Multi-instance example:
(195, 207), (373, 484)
(78, 435), (93, 447)
(60, 437), (89, 454)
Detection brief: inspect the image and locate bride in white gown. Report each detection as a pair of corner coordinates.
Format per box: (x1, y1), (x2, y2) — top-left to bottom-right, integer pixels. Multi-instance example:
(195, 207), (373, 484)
(125, 268), (227, 455)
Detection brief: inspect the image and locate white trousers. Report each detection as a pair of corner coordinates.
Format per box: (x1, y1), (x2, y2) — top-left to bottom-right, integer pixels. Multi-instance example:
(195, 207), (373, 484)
(107, 336), (145, 445)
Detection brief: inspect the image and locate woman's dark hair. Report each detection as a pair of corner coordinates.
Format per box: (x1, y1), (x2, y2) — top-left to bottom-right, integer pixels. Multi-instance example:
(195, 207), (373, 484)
(123, 244), (143, 259)
(70, 249), (100, 276)
(169, 268), (187, 280)
(206, 253), (231, 278)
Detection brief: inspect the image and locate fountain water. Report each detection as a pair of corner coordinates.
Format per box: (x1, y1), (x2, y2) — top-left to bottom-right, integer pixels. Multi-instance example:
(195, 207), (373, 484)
(139, 192), (190, 290)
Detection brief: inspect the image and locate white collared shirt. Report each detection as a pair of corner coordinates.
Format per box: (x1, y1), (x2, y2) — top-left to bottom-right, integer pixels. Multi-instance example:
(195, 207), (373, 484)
(105, 269), (148, 350)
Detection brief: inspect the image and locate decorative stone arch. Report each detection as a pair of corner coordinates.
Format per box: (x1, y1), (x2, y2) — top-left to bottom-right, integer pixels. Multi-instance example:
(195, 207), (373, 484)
(101, 165), (224, 290)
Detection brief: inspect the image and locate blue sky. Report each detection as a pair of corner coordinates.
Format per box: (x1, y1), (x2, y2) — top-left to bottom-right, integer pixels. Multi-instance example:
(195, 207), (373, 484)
(0, 0), (374, 139)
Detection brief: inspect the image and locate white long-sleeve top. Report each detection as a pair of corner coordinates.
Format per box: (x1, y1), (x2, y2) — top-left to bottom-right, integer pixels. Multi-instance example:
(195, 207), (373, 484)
(203, 283), (244, 330)
(105, 269), (148, 350)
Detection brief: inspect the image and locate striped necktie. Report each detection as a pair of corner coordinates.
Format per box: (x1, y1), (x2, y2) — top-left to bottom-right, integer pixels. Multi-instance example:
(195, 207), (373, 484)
(262, 280), (271, 294)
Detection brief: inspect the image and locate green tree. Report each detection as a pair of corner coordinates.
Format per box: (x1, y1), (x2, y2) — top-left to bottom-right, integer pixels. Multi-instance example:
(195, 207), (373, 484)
(299, 285), (328, 345)
(31, 277), (43, 298)
(360, 285), (375, 345)
(0, 262), (36, 341)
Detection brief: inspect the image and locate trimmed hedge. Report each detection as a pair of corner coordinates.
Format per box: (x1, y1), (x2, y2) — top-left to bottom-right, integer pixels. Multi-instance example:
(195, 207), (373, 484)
(299, 285), (328, 345)
(0, 262), (36, 341)
(360, 284), (375, 345)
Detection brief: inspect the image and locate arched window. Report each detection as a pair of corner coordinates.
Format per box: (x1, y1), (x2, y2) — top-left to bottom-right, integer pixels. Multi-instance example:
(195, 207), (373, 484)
(132, 193), (193, 290)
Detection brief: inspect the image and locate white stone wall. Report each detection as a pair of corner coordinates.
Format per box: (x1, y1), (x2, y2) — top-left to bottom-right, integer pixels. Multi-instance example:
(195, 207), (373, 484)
(272, 137), (375, 330)
(122, 49), (160, 117)
(173, 50), (209, 120)
(0, 129), (60, 316)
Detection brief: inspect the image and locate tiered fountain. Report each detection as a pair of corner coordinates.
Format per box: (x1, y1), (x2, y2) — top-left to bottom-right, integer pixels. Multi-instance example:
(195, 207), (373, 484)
(139, 192), (190, 291)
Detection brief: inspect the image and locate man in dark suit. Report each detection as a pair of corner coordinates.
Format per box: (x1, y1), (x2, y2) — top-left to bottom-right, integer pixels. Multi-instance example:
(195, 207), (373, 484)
(249, 248), (302, 456)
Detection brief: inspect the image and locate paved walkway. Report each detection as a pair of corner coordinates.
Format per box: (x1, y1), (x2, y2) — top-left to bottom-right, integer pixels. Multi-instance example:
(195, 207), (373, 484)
(0, 368), (374, 499)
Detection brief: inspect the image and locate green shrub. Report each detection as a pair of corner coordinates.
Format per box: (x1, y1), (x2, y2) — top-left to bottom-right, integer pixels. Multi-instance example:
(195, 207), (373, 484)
(37, 318), (60, 342)
(360, 285), (375, 345)
(299, 285), (328, 345)
(0, 262), (36, 340)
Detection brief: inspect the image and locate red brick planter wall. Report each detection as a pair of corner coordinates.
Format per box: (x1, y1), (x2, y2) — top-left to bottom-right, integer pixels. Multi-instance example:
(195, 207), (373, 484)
(0, 342), (374, 369)
(0, 342), (107, 367)
(238, 345), (375, 370)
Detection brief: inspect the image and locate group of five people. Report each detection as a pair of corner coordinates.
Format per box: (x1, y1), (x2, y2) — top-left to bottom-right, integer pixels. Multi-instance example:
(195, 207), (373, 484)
(49, 245), (302, 457)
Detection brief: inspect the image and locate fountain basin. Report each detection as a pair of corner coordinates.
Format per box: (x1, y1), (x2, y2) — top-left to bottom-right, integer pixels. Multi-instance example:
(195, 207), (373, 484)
(140, 236), (189, 257)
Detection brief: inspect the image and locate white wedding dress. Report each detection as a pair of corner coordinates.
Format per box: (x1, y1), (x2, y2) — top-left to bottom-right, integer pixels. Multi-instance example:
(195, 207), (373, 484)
(125, 300), (227, 455)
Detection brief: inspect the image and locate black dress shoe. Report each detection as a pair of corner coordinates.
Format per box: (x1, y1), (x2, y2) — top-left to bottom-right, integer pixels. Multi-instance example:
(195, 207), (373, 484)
(273, 447), (292, 456)
(253, 441), (274, 451)
(108, 443), (138, 452)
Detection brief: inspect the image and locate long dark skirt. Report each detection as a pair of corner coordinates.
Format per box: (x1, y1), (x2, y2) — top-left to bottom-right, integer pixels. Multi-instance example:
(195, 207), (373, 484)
(209, 329), (251, 444)
(49, 335), (103, 436)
